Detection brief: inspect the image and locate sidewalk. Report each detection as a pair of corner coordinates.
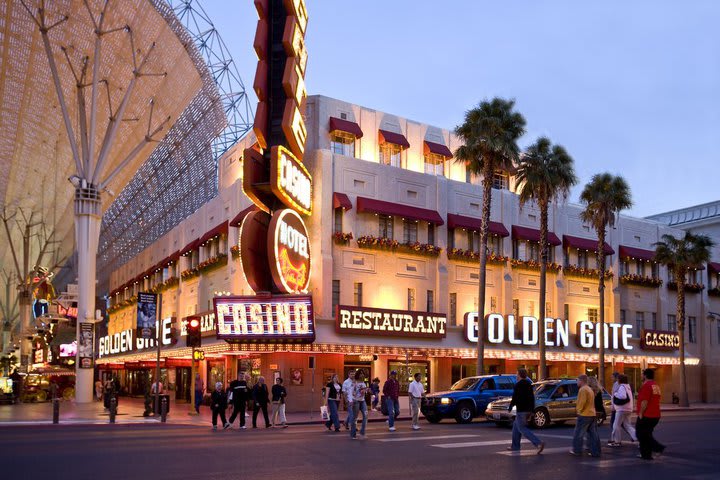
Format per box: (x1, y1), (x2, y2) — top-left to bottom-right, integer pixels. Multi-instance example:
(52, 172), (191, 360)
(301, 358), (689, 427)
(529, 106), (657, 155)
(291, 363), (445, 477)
(0, 396), (413, 427)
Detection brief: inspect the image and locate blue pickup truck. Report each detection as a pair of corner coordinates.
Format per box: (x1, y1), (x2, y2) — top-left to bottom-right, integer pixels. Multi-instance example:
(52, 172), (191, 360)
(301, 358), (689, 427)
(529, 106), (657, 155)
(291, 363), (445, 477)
(421, 375), (516, 424)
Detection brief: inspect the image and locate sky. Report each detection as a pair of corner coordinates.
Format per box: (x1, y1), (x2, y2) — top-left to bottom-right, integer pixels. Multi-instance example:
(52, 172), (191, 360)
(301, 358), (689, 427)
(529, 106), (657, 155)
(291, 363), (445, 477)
(200, 0), (720, 218)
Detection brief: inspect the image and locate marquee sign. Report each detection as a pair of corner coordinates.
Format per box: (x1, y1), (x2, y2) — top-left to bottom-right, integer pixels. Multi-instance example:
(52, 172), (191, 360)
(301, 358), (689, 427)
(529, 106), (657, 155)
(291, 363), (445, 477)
(464, 313), (634, 351)
(214, 294), (315, 343)
(98, 317), (175, 359)
(268, 209), (311, 293)
(640, 329), (680, 351)
(271, 145), (312, 215)
(336, 305), (447, 339)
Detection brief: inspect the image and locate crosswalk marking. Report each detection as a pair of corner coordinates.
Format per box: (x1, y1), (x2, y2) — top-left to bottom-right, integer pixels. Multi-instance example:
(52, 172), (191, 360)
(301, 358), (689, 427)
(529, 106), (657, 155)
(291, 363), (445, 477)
(431, 439), (527, 449)
(499, 447), (568, 456)
(377, 434), (480, 443)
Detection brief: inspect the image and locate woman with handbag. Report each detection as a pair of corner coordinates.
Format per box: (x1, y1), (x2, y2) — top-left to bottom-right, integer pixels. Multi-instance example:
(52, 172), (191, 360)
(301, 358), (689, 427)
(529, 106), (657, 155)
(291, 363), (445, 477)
(324, 373), (342, 432)
(609, 374), (637, 446)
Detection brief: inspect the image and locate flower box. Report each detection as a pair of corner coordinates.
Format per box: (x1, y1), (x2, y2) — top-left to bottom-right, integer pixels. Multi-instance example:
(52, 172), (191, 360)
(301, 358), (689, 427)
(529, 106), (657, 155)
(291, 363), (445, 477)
(563, 265), (614, 280)
(198, 253), (228, 275)
(510, 259), (562, 272)
(356, 236), (441, 258)
(447, 248), (508, 265)
(230, 245), (241, 259)
(709, 287), (720, 298)
(181, 268), (200, 281)
(333, 232), (354, 245)
(619, 274), (663, 288)
(667, 282), (704, 293)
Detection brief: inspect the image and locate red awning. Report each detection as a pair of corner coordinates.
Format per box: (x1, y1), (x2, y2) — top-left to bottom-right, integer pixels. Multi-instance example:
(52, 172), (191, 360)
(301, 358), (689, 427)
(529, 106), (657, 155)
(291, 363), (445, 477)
(619, 245), (655, 262)
(447, 214), (509, 237)
(179, 238), (200, 256)
(424, 140), (453, 159)
(378, 129), (410, 149)
(168, 250), (180, 263)
(200, 221), (229, 245)
(333, 192), (352, 210)
(357, 196), (444, 225)
(329, 117), (363, 138)
(709, 262), (720, 274)
(230, 205), (259, 227)
(511, 225), (561, 246)
(563, 235), (615, 255)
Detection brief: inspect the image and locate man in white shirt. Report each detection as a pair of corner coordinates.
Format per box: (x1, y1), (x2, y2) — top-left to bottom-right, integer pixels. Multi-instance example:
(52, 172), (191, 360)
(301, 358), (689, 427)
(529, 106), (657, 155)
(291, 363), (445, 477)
(408, 373), (425, 430)
(342, 370), (356, 430)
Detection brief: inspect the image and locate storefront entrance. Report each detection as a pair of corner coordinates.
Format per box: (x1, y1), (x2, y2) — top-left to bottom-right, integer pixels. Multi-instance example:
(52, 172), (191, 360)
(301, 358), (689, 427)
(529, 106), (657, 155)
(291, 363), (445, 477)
(387, 360), (429, 395)
(236, 357), (262, 385)
(207, 360), (226, 390)
(175, 367), (191, 402)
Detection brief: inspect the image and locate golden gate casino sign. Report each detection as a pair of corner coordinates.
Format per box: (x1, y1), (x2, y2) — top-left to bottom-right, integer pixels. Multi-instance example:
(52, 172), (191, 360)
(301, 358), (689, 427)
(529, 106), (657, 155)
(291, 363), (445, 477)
(227, 0), (313, 337)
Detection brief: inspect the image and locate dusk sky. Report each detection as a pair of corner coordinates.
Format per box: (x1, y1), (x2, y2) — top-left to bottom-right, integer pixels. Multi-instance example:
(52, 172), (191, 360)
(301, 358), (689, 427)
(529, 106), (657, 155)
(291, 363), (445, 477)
(201, 0), (720, 218)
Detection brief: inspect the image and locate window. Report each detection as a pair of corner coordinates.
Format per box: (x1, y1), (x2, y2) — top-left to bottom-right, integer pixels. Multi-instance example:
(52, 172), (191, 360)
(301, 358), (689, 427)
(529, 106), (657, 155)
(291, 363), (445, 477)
(688, 316), (697, 343)
(564, 304), (570, 321)
(333, 208), (343, 233)
(447, 229), (455, 250)
(428, 224), (435, 245)
(407, 288), (416, 310)
(403, 220), (418, 244)
(465, 169), (472, 184)
(489, 235), (502, 256)
(668, 314), (677, 332)
(332, 280), (340, 312)
(331, 131), (355, 157)
(353, 282), (363, 307)
(512, 299), (520, 318)
(491, 171), (509, 190)
(528, 242), (540, 262)
(688, 270), (699, 284)
(651, 262), (659, 278)
(577, 250), (589, 269)
(449, 293), (457, 326)
(635, 312), (645, 336)
(651, 312), (657, 330)
(379, 215), (393, 239)
(490, 296), (497, 313)
(379, 142), (402, 168)
(468, 231), (479, 252)
(620, 260), (629, 276)
(636, 261), (645, 276)
(667, 266), (674, 283)
(424, 153), (445, 176)
(426, 290), (434, 312)
(620, 309), (626, 324)
(545, 302), (552, 317)
(587, 308), (599, 323)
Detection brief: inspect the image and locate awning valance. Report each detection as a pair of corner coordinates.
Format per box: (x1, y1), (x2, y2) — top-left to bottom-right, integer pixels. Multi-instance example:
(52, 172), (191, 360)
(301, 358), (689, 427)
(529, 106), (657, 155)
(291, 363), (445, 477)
(230, 205), (259, 227)
(179, 239), (201, 256)
(424, 140), (453, 159)
(511, 225), (561, 246)
(447, 214), (509, 237)
(379, 129), (410, 149)
(333, 192), (353, 210)
(200, 221), (229, 245)
(357, 196), (444, 225)
(619, 245), (655, 262)
(709, 262), (720, 274)
(563, 234), (614, 255)
(329, 117), (363, 138)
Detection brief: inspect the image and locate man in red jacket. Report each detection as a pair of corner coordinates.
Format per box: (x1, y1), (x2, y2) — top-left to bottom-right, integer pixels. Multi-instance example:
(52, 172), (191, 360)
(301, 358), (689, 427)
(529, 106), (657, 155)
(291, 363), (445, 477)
(383, 371), (400, 432)
(636, 368), (665, 460)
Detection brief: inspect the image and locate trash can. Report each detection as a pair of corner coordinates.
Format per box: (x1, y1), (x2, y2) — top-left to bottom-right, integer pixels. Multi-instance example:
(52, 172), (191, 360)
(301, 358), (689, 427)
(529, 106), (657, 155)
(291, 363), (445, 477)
(152, 394), (171, 414)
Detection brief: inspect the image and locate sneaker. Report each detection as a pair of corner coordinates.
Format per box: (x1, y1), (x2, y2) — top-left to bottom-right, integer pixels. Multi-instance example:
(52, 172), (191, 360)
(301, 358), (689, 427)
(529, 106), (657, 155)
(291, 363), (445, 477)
(412, 425), (420, 430)
(506, 447), (519, 451)
(569, 450), (581, 456)
(537, 442), (545, 455)
(223, 423), (231, 430)
(389, 426), (396, 432)
(240, 426), (247, 429)
(608, 442), (621, 447)
(282, 424), (288, 429)
(212, 425), (217, 431)
(636, 454), (653, 460)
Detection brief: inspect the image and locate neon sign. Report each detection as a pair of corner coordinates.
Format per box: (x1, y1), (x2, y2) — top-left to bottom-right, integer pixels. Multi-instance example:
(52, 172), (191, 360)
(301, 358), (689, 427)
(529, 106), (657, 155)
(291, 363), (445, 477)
(98, 317), (174, 358)
(271, 145), (312, 215)
(336, 305), (447, 339)
(268, 209), (311, 293)
(640, 329), (680, 351)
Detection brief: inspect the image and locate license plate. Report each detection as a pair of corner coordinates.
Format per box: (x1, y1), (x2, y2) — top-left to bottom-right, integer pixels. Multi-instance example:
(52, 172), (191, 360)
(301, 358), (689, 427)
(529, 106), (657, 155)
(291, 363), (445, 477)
(492, 413), (502, 420)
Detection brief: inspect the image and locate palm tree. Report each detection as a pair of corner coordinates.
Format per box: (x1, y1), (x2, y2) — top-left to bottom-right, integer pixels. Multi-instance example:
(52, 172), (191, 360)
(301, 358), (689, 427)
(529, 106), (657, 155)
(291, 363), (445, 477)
(454, 98), (526, 374)
(654, 231), (714, 407)
(579, 173), (632, 387)
(516, 137), (577, 380)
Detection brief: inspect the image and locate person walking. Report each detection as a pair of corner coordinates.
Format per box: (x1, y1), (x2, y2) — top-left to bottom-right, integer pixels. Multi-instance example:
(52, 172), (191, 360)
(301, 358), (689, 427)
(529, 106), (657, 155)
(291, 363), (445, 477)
(570, 374), (601, 458)
(325, 373), (342, 432)
(210, 382), (230, 431)
(588, 376), (606, 425)
(95, 379), (103, 402)
(350, 370), (368, 440)
(194, 373), (204, 414)
(408, 373), (425, 430)
(609, 374), (636, 446)
(608, 372), (620, 444)
(252, 376), (271, 428)
(383, 370), (400, 432)
(271, 377), (288, 428)
(370, 378), (381, 411)
(342, 370), (355, 430)
(636, 368), (665, 460)
(227, 372), (249, 429)
(507, 368), (545, 454)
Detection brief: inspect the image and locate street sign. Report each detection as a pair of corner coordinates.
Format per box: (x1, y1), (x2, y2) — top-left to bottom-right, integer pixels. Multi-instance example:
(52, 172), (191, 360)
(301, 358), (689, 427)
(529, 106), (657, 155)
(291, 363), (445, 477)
(193, 350), (205, 361)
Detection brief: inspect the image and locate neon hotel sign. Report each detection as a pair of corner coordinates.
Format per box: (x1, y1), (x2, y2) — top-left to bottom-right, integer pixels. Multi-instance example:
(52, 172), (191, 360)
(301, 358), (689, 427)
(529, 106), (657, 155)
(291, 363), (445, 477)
(98, 317), (173, 358)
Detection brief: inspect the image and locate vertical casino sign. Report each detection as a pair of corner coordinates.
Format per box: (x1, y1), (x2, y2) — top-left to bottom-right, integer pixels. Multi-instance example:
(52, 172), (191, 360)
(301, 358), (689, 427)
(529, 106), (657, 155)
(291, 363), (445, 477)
(241, 0), (311, 294)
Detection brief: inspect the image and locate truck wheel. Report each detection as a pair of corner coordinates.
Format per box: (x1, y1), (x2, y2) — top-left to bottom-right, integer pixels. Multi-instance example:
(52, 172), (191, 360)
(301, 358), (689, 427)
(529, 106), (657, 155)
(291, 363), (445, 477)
(455, 402), (475, 424)
(425, 414), (441, 424)
(531, 408), (550, 429)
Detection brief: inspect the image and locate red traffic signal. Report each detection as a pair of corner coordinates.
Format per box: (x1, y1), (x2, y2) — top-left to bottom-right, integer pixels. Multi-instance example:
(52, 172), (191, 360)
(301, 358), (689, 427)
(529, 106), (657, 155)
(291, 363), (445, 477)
(189, 318), (200, 328)
(186, 317), (202, 348)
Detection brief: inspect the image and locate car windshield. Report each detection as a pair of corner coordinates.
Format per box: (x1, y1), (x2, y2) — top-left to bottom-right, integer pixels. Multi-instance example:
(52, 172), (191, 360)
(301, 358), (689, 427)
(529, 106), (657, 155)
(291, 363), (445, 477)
(450, 378), (480, 391)
(534, 384), (557, 399)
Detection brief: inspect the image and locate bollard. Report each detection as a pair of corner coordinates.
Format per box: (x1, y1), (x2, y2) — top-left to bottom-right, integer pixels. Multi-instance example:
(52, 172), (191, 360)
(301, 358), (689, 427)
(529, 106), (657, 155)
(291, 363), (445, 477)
(109, 396), (117, 424)
(52, 398), (60, 424)
(161, 396), (168, 423)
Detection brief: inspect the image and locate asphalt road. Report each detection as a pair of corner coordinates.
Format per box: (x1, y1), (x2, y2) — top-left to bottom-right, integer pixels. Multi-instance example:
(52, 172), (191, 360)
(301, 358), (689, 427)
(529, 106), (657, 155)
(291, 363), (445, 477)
(2, 411), (718, 480)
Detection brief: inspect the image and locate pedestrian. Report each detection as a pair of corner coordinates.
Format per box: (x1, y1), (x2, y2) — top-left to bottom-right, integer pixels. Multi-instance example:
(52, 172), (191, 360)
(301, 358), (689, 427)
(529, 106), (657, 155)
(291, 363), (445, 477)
(382, 370), (400, 432)
(271, 377), (288, 428)
(210, 381), (230, 431)
(95, 379), (103, 402)
(194, 373), (204, 414)
(588, 376), (606, 425)
(342, 370), (355, 430)
(227, 372), (249, 429)
(252, 376), (271, 428)
(324, 373), (342, 432)
(507, 368), (545, 454)
(370, 378), (381, 411)
(636, 368), (665, 460)
(10, 369), (22, 404)
(350, 370), (368, 439)
(408, 372), (425, 430)
(609, 374), (636, 446)
(570, 374), (601, 458)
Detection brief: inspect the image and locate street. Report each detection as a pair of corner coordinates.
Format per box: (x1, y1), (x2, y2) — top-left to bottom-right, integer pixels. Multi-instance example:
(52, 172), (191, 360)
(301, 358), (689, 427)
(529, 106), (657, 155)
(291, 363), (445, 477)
(2, 411), (718, 480)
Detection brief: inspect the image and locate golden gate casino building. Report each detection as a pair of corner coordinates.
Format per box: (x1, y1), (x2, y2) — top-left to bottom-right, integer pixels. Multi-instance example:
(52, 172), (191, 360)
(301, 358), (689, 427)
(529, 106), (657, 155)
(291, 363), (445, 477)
(98, 94), (720, 410)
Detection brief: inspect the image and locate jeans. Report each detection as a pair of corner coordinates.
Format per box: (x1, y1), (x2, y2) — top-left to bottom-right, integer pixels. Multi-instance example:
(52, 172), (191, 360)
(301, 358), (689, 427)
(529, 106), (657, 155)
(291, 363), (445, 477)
(194, 390), (203, 413)
(636, 416), (664, 459)
(211, 407), (227, 427)
(573, 415), (601, 456)
(253, 402), (270, 427)
(410, 397), (422, 427)
(350, 400), (367, 438)
(228, 401), (246, 427)
(326, 399), (340, 430)
(611, 411), (636, 443)
(271, 402), (286, 426)
(511, 412), (542, 449)
(386, 397), (400, 428)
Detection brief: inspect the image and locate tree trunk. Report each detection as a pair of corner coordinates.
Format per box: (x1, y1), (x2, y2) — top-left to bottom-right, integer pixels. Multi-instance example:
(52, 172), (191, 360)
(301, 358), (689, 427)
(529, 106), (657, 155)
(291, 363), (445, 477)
(676, 269), (689, 408)
(476, 163), (493, 375)
(597, 232), (606, 388)
(538, 198), (548, 380)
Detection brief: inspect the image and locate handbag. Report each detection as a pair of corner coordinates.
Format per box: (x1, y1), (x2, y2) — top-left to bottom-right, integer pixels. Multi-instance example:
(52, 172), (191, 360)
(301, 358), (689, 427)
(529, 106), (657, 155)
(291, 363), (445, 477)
(320, 405), (329, 421)
(613, 385), (630, 405)
(227, 391), (233, 402)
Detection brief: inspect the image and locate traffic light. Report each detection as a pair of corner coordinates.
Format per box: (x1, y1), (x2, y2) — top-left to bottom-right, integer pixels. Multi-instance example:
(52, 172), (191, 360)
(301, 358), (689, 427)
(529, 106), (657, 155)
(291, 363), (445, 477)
(186, 318), (201, 348)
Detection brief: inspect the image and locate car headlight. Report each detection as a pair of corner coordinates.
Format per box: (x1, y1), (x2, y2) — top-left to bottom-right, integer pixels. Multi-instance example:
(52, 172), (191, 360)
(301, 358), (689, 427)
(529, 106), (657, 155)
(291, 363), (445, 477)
(440, 397), (452, 405)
